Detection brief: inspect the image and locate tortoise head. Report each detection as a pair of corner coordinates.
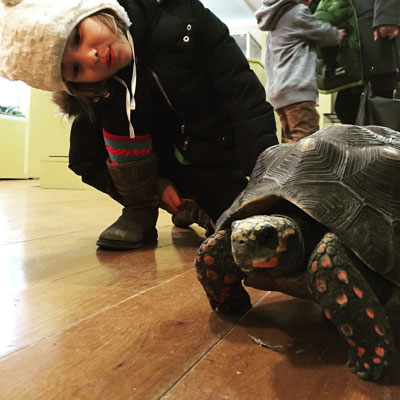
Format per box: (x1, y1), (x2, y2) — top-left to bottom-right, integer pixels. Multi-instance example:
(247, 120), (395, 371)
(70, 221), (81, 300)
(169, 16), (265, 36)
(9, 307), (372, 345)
(231, 215), (305, 277)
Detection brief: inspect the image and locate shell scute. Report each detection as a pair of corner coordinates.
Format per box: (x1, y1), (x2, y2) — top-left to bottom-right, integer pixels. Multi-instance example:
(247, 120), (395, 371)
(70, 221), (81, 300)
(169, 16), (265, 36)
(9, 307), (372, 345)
(217, 125), (400, 284)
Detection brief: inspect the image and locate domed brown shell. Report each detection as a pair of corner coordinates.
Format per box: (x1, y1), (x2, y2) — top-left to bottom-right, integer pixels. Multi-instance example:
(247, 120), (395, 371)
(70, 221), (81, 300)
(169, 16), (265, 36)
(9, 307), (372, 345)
(217, 125), (400, 285)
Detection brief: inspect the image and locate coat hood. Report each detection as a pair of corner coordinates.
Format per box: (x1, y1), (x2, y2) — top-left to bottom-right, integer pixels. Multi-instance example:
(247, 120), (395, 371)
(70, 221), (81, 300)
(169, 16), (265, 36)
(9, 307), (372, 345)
(256, 0), (300, 31)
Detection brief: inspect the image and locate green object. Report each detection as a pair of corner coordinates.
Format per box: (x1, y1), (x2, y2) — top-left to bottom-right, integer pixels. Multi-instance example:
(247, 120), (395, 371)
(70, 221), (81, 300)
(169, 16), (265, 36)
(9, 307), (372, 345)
(313, 0), (363, 93)
(174, 145), (195, 166)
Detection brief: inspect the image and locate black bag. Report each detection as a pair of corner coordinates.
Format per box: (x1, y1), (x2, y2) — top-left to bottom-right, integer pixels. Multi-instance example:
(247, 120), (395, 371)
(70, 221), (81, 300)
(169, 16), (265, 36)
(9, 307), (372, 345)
(355, 80), (400, 131)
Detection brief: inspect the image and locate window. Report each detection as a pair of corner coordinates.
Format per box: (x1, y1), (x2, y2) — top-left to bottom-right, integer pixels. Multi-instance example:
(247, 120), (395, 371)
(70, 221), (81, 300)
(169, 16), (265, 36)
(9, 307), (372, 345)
(0, 77), (30, 117)
(232, 32), (262, 60)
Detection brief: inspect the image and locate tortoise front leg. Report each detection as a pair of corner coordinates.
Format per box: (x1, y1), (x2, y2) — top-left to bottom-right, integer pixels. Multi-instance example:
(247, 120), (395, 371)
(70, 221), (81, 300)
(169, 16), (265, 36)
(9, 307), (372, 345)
(308, 232), (396, 381)
(195, 229), (252, 314)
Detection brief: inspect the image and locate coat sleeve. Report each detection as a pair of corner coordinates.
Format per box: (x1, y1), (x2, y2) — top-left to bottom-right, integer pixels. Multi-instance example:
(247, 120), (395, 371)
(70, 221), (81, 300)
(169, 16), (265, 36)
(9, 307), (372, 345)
(68, 115), (122, 203)
(192, 0), (278, 176)
(373, 0), (400, 27)
(296, 6), (339, 47)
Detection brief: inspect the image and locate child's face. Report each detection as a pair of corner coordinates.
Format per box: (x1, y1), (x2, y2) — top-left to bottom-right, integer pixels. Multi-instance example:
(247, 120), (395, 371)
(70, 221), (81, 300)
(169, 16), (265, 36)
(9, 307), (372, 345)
(61, 16), (132, 83)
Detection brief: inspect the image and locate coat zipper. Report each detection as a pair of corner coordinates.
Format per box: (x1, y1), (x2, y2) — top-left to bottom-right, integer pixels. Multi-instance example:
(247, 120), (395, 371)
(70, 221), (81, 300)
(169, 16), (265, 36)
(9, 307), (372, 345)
(140, 60), (187, 139)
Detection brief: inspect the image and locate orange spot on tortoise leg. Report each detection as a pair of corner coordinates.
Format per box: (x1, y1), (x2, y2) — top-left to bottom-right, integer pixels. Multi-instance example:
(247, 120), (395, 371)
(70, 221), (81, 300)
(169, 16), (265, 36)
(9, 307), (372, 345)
(366, 308), (375, 319)
(336, 293), (348, 306)
(375, 347), (385, 357)
(317, 243), (326, 254)
(207, 238), (217, 247)
(337, 270), (348, 283)
(206, 269), (218, 279)
(215, 230), (226, 240)
(357, 347), (366, 357)
(353, 286), (363, 298)
(375, 325), (385, 336)
(204, 255), (214, 265)
(310, 261), (318, 272)
(224, 274), (238, 284)
(321, 255), (332, 268)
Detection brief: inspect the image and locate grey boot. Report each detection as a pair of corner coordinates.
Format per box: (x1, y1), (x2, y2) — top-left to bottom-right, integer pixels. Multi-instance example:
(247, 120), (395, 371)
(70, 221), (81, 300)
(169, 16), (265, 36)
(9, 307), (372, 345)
(97, 156), (159, 250)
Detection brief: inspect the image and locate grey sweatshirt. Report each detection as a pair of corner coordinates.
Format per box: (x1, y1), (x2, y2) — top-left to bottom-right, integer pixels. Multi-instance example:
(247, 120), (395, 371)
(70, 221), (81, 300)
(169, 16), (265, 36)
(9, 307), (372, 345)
(256, 0), (339, 109)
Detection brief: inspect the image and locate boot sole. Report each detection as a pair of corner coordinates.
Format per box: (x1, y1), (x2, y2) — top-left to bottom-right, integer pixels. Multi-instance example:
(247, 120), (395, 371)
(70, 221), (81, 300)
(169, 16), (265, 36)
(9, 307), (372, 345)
(96, 229), (158, 251)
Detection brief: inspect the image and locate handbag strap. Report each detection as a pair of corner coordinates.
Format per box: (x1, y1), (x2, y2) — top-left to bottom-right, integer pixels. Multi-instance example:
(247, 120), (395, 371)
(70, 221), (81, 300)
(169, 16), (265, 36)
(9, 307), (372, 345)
(355, 79), (372, 125)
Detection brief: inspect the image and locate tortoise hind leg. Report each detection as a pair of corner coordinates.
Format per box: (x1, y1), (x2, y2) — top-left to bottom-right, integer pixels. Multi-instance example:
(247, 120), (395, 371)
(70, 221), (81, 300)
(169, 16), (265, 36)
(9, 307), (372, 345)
(195, 229), (251, 314)
(308, 232), (396, 381)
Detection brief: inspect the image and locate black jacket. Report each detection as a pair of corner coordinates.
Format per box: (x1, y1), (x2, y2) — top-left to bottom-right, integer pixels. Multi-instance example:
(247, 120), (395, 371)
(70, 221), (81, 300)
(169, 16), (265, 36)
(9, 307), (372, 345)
(68, 0), (277, 199)
(354, 0), (400, 78)
(314, 0), (400, 93)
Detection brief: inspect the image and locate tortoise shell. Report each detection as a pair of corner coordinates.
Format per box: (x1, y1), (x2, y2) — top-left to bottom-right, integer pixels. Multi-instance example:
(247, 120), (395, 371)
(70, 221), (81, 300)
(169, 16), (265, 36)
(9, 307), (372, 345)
(216, 125), (400, 285)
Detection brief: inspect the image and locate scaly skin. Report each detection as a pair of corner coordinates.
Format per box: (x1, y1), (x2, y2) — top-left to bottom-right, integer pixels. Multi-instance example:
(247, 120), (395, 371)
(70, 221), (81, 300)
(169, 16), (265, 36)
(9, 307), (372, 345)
(196, 225), (396, 381)
(308, 232), (396, 381)
(195, 229), (251, 314)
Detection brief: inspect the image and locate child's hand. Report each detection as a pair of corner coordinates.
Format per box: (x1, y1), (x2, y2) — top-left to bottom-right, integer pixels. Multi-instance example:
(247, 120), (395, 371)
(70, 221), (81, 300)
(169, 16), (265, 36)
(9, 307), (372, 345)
(338, 29), (346, 46)
(156, 178), (183, 214)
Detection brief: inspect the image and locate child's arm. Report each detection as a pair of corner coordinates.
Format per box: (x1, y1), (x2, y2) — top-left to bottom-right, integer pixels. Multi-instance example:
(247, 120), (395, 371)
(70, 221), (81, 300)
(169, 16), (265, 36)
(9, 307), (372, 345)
(296, 5), (340, 47)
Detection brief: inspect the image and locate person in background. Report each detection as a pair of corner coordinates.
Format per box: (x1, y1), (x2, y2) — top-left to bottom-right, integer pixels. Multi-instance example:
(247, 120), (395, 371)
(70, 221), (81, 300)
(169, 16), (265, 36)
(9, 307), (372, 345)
(0, 0), (277, 251)
(256, 0), (345, 143)
(332, 0), (400, 124)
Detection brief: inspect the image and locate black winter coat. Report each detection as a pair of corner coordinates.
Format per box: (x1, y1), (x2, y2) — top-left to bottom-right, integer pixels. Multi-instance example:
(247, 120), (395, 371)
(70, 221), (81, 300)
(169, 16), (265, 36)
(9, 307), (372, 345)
(68, 0), (277, 200)
(313, 0), (400, 93)
(354, 0), (400, 78)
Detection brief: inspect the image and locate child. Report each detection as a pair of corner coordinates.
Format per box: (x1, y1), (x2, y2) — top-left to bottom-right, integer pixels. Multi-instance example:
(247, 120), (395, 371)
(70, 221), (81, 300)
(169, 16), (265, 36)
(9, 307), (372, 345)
(256, 0), (345, 142)
(0, 0), (278, 250)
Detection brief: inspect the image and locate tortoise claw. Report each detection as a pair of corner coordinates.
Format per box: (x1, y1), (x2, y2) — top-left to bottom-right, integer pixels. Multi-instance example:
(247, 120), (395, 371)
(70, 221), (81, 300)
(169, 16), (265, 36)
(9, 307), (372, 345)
(215, 298), (252, 315)
(356, 371), (371, 380)
(346, 359), (359, 373)
(346, 347), (394, 381)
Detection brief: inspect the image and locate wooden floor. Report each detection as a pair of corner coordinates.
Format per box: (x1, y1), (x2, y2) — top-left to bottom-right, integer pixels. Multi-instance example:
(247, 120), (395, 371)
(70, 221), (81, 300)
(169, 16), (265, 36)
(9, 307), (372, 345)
(1, 179), (400, 400)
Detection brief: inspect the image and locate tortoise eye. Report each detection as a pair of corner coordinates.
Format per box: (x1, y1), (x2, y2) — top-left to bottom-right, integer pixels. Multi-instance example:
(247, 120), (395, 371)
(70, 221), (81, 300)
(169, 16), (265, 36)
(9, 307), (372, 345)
(258, 226), (278, 248)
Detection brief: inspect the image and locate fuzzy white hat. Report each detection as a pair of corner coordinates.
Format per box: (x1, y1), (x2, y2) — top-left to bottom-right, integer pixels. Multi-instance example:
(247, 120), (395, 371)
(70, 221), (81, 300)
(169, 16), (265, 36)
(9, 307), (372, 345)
(0, 0), (131, 92)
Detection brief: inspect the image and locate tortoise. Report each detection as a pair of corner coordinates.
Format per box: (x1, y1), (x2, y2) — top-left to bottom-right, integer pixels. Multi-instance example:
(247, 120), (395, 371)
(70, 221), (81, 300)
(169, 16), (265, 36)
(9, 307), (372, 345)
(195, 125), (400, 381)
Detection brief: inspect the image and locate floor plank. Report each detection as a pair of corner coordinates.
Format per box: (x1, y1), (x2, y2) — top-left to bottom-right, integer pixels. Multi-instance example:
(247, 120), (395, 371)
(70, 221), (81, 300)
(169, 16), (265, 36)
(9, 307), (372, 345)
(163, 292), (397, 400)
(0, 271), (264, 400)
(1, 180), (399, 400)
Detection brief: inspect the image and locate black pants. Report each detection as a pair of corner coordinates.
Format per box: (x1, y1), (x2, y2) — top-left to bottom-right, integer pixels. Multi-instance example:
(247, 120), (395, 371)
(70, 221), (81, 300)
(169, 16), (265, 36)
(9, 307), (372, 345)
(157, 147), (248, 222)
(176, 164), (248, 222)
(335, 73), (398, 124)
